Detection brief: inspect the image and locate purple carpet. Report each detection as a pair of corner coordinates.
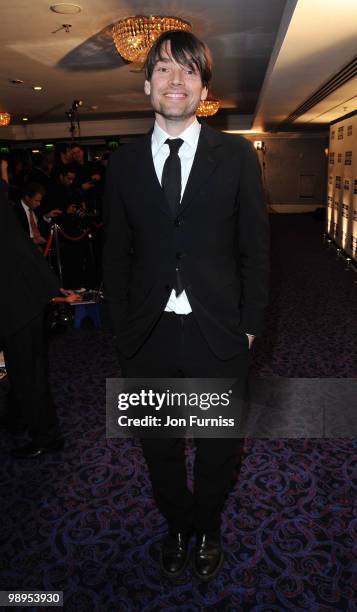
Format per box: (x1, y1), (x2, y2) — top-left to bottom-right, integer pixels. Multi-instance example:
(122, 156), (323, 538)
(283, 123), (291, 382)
(0, 213), (356, 611)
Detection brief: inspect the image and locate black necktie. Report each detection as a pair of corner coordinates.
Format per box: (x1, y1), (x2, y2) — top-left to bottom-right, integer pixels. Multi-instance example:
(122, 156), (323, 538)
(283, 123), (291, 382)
(161, 138), (184, 217)
(162, 138), (184, 296)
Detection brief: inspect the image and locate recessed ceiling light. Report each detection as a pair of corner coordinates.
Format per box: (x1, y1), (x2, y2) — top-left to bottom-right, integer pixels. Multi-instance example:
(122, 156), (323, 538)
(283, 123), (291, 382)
(10, 79), (24, 84)
(22, 117), (29, 121)
(50, 3), (82, 14)
(33, 86), (43, 91)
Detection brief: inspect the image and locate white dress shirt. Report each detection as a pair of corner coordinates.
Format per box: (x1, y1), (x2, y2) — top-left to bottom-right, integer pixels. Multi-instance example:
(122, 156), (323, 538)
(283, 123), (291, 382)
(152, 119), (201, 314)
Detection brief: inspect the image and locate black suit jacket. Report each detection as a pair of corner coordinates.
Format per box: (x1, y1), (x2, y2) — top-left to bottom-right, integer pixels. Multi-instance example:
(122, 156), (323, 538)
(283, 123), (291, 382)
(0, 185), (60, 340)
(103, 122), (269, 359)
(13, 201), (50, 240)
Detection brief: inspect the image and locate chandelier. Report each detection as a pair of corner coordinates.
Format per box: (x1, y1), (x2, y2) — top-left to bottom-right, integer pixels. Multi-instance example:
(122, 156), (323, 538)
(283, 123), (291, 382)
(196, 99), (220, 117)
(0, 112), (11, 126)
(112, 15), (192, 63)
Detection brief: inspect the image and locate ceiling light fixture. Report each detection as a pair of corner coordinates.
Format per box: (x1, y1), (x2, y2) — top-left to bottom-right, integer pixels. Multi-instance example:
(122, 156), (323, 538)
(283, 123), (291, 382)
(112, 15), (192, 63)
(33, 86), (43, 91)
(50, 3), (81, 14)
(10, 79), (24, 84)
(52, 24), (72, 34)
(22, 117), (29, 121)
(0, 112), (11, 127)
(196, 99), (220, 117)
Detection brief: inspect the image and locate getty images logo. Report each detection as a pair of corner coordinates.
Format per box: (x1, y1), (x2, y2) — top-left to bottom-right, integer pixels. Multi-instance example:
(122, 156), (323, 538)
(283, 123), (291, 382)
(117, 389), (232, 411)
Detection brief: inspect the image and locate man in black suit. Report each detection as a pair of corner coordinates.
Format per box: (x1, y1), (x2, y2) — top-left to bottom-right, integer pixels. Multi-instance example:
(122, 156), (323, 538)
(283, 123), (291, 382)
(103, 31), (269, 580)
(13, 182), (61, 249)
(0, 181), (78, 457)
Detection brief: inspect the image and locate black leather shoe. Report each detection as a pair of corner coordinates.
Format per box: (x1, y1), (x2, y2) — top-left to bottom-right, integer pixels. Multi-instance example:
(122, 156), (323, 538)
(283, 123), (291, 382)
(193, 533), (224, 581)
(160, 531), (191, 577)
(11, 437), (64, 458)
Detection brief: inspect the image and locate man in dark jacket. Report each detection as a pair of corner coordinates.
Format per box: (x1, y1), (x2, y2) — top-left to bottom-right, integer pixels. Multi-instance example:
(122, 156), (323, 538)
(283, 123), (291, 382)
(13, 182), (61, 249)
(103, 31), (269, 580)
(0, 179), (77, 457)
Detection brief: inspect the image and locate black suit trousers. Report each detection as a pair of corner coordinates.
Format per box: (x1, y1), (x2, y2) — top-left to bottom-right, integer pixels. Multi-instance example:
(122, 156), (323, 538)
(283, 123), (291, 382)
(120, 311), (250, 534)
(2, 311), (60, 444)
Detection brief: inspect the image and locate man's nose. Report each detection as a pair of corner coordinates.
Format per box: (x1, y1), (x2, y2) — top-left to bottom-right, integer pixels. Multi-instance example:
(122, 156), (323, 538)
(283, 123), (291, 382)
(169, 66), (184, 85)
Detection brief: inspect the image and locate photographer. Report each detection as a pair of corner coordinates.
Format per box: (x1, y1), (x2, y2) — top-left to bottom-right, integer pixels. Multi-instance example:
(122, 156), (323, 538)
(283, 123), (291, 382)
(70, 143), (103, 215)
(42, 164), (90, 289)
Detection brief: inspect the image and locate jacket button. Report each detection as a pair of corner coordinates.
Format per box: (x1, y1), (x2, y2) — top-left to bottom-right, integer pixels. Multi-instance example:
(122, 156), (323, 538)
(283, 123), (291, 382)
(174, 217), (182, 227)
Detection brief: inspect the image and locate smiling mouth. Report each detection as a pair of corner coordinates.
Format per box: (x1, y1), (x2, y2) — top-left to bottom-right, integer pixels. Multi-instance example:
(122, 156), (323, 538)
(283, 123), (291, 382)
(164, 93), (187, 99)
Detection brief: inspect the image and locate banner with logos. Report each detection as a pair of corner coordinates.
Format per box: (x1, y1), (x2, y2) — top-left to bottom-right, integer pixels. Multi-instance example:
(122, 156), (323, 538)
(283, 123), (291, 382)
(327, 112), (357, 261)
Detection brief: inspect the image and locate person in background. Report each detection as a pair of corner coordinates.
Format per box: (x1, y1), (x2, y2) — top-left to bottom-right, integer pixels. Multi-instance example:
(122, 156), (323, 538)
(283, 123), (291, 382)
(42, 163), (82, 216)
(70, 143), (103, 211)
(7, 150), (30, 202)
(27, 152), (54, 192)
(42, 164), (88, 288)
(13, 182), (62, 248)
(52, 143), (72, 181)
(0, 178), (79, 458)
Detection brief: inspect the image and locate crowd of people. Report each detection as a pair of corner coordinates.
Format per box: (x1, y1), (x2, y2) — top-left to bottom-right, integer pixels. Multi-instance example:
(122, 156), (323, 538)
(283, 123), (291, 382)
(2, 142), (109, 289)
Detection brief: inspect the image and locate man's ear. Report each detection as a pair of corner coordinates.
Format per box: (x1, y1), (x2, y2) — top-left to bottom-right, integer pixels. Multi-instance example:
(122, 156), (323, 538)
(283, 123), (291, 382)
(200, 87), (208, 101)
(144, 80), (151, 96)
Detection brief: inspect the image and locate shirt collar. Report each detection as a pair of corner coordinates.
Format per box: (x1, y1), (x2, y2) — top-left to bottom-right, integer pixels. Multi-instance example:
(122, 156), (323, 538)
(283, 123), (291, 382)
(152, 119), (201, 153)
(21, 199), (30, 212)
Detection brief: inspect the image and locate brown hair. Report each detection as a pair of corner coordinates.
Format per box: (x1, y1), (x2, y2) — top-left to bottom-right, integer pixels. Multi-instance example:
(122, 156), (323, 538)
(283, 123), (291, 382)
(22, 182), (46, 198)
(144, 30), (212, 87)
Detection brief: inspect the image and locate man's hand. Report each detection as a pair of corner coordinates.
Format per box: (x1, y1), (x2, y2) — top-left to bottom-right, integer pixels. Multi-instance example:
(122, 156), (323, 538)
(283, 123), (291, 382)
(51, 288), (81, 303)
(46, 209), (62, 218)
(32, 235), (46, 245)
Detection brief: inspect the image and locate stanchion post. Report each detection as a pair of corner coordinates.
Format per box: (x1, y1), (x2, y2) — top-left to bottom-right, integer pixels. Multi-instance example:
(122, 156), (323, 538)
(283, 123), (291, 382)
(52, 223), (64, 285)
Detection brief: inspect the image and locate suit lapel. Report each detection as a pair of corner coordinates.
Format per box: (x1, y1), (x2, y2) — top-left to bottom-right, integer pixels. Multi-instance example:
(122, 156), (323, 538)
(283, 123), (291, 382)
(179, 122), (224, 216)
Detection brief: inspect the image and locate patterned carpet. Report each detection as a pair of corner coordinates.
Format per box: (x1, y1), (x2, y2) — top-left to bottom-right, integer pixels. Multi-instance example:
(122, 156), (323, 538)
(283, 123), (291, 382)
(0, 213), (356, 611)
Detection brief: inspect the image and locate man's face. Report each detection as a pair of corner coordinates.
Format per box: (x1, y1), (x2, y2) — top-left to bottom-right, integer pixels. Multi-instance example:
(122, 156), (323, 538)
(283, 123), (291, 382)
(61, 148), (71, 163)
(71, 147), (84, 164)
(61, 171), (76, 186)
(144, 41), (208, 123)
(24, 193), (42, 209)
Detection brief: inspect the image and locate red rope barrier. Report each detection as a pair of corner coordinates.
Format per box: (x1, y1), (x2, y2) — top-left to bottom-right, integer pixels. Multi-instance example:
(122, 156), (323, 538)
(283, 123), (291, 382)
(43, 230), (53, 257)
(57, 226), (90, 241)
